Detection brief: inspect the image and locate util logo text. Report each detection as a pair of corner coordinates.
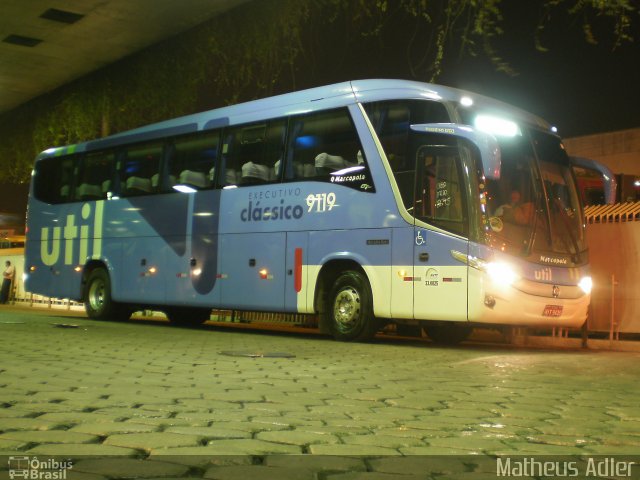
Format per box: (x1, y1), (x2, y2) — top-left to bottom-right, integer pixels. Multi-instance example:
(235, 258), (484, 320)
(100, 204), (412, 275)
(40, 202), (104, 266)
(534, 267), (553, 282)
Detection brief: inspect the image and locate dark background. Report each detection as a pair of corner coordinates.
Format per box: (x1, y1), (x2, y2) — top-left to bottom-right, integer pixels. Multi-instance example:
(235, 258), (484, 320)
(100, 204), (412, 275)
(1, 1), (638, 222)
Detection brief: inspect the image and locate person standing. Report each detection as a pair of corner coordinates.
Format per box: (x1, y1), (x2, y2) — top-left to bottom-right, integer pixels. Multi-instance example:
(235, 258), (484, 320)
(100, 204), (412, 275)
(1, 260), (15, 304)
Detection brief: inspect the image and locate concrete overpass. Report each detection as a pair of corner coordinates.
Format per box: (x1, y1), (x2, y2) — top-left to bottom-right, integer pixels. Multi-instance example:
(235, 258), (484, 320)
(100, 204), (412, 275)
(0, 0), (248, 115)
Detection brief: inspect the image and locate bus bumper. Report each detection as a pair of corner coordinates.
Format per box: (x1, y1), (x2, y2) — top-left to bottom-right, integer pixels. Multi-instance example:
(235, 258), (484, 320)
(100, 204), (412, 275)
(468, 268), (590, 328)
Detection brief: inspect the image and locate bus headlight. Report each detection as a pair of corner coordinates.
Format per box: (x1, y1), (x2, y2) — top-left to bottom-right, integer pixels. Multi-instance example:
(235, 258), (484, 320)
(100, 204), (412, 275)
(485, 261), (519, 286)
(578, 276), (593, 295)
(450, 250), (519, 286)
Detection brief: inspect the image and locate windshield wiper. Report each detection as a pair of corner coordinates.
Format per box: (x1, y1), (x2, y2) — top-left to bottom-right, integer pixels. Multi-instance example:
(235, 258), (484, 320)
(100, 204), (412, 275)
(552, 198), (582, 263)
(523, 189), (546, 256)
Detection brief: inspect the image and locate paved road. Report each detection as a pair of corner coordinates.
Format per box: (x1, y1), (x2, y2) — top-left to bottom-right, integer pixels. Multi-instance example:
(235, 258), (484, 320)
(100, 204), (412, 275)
(0, 307), (639, 479)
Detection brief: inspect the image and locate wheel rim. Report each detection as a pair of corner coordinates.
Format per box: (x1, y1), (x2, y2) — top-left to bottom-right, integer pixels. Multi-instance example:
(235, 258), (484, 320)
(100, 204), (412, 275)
(88, 278), (105, 313)
(333, 286), (361, 331)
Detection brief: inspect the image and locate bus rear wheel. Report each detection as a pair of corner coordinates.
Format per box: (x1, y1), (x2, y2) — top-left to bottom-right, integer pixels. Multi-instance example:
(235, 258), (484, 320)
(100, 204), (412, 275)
(423, 323), (472, 345)
(165, 307), (211, 327)
(326, 271), (377, 342)
(84, 268), (131, 321)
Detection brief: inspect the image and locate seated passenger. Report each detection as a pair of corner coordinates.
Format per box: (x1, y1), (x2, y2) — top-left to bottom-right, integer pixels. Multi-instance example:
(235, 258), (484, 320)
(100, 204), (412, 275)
(495, 190), (534, 225)
(494, 190), (521, 216)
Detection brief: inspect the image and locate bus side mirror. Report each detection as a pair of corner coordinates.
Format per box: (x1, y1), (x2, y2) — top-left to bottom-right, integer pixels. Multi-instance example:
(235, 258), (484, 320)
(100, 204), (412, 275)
(570, 156), (617, 205)
(410, 123), (501, 179)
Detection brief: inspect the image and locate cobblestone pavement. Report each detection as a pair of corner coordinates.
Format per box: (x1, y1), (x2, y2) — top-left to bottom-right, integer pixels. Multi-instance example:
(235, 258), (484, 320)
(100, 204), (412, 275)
(0, 307), (639, 479)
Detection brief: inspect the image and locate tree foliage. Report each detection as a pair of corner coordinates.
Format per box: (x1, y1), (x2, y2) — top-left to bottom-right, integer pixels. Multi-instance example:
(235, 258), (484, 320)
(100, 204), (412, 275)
(538, 0), (637, 49)
(0, 0), (636, 183)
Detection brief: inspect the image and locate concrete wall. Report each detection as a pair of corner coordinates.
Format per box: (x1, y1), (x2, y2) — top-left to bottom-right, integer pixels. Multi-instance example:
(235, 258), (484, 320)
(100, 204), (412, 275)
(586, 221), (640, 333)
(565, 127), (640, 176)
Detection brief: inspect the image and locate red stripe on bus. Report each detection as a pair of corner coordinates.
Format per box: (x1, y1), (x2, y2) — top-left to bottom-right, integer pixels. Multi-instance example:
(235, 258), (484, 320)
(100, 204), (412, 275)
(294, 248), (303, 293)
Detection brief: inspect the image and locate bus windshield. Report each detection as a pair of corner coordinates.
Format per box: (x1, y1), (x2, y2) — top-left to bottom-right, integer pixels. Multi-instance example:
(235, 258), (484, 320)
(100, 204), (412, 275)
(364, 99), (586, 264)
(485, 129), (586, 263)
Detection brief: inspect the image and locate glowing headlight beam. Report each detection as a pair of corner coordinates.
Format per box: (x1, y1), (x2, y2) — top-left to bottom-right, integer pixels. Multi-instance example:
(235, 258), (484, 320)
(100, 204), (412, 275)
(578, 276), (593, 295)
(485, 261), (519, 286)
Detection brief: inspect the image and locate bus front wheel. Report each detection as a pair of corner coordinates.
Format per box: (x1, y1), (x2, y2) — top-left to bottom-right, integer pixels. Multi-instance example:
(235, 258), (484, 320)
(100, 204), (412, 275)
(84, 268), (130, 321)
(326, 271), (377, 342)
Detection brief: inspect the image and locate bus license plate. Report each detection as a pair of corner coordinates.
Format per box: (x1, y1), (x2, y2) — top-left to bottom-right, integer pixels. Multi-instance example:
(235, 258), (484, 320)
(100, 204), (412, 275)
(542, 305), (563, 317)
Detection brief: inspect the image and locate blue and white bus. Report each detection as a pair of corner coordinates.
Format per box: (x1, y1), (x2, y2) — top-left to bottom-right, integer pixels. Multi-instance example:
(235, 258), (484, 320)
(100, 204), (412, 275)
(25, 79), (592, 343)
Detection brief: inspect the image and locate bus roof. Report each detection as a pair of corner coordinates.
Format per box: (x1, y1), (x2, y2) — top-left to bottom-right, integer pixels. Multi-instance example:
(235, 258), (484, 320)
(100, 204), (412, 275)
(36, 79), (550, 160)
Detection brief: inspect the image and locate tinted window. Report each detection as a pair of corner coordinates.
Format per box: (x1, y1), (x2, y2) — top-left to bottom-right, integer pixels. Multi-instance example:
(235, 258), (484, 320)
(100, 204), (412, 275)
(401, 131), (468, 236)
(33, 156), (75, 204)
(364, 99), (449, 173)
(285, 108), (374, 192)
(119, 142), (162, 196)
(220, 120), (286, 187)
(168, 131), (220, 192)
(75, 151), (115, 201)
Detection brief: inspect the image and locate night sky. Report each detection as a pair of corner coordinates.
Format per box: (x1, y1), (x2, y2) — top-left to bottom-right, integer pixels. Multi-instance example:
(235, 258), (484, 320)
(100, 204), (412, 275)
(437, 2), (640, 138)
(284, 2), (639, 138)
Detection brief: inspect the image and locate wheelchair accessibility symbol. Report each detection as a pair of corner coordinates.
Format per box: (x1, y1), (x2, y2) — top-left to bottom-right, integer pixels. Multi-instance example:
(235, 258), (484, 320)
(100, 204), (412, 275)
(415, 230), (426, 246)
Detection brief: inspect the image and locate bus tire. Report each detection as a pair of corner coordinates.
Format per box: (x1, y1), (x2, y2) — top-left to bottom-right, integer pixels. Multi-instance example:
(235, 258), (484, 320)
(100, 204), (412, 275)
(165, 307), (211, 327)
(84, 268), (130, 321)
(424, 324), (472, 345)
(326, 270), (377, 342)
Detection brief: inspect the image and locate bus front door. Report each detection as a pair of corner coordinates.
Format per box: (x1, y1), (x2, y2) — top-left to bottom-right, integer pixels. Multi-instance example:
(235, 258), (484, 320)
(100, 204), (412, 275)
(411, 142), (469, 323)
(413, 227), (468, 322)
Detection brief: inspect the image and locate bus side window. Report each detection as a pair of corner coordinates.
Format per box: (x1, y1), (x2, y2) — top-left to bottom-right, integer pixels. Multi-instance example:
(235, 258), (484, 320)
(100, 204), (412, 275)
(169, 131), (220, 192)
(75, 151), (115, 201)
(34, 156), (75, 204)
(266, 120), (286, 181)
(219, 120), (285, 188)
(363, 99), (450, 171)
(287, 108), (367, 181)
(119, 142), (163, 197)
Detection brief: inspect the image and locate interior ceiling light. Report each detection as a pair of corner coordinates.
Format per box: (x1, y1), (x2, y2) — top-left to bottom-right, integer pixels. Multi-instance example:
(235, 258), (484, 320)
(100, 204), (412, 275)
(40, 8), (85, 24)
(3, 34), (42, 47)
